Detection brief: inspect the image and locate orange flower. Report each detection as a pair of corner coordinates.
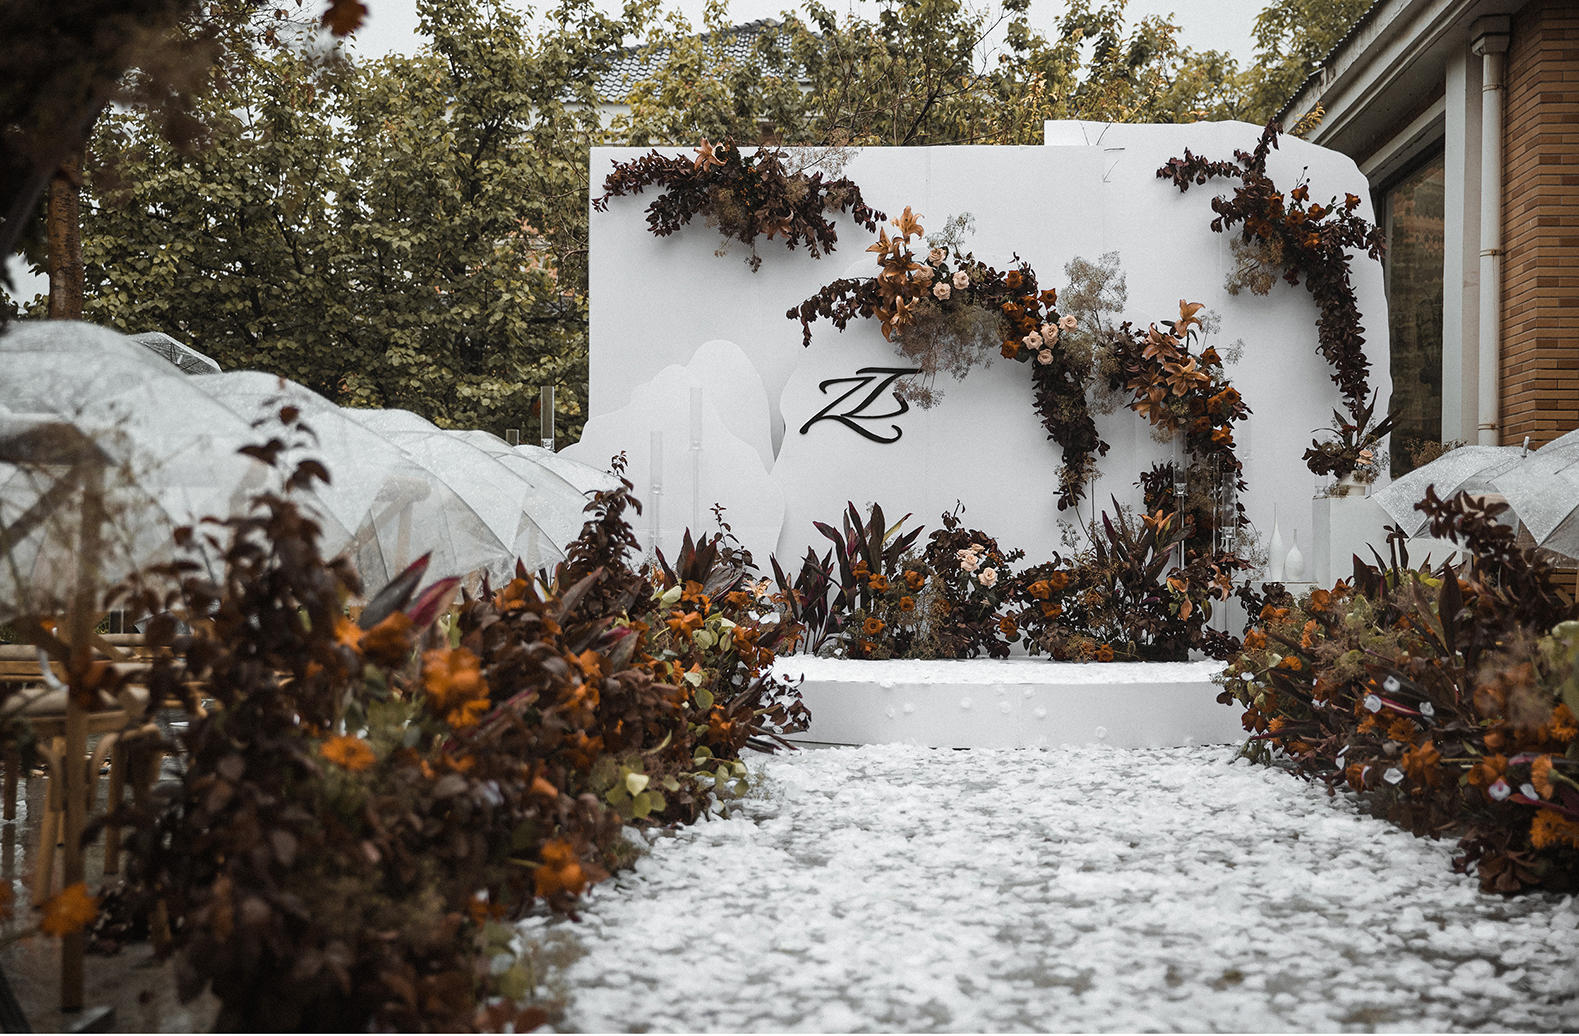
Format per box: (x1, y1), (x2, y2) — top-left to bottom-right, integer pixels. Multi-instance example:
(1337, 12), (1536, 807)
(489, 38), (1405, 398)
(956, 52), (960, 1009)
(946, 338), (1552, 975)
(1004, 270), (1023, 289)
(1039, 602), (1063, 619)
(665, 610), (704, 638)
(358, 612), (415, 667)
(422, 646), (490, 727)
(1548, 704), (1578, 743)
(1345, 763), (1368, 791)
(1277, 655), (1303, 673)
(899, 596), (916, 612)
(1027, 580), (1052, 600)
(998, 615), (1017, 638)
(1096, 643), (1115, 663)
(1298, 619), (1318, 649)
(862, 616), (886, 636)
(1048, 570), (1071, 591)
(1531, 755), (1556, 799)
(731, 623), (760, 654)
(1467, 753), (1507, 789)
(1242, 629), (1267, 652)
(1529, 809), (1579, 850)
(497, 577), (533, 612)
(533, 839), (588, 897)
(39, 883), (97, 937)
(1001, 340), (1021, 360)
(1384, 717), (1418, 744)
(1307, 588), (1331, 613)
(868, 574), (890, 592)
(320, 734), (376, 772)
(1400, 740), (1441, 786)
(904, 570), (925, 590)
(681, 580), (711, 612)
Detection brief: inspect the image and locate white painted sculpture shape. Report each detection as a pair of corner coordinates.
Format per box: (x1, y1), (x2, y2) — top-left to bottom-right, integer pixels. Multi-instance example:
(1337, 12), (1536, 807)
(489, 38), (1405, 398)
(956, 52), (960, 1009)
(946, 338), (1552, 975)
(560, 363), (785, 562)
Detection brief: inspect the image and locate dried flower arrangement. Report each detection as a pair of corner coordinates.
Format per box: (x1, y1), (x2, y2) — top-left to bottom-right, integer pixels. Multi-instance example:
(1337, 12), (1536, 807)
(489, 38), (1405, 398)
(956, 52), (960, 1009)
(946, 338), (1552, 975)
(1220, 489), (1579, 893)
(788, 208), (1107, 510)
(594, 139), (885, 271)
(1156, 121), (1390, 477)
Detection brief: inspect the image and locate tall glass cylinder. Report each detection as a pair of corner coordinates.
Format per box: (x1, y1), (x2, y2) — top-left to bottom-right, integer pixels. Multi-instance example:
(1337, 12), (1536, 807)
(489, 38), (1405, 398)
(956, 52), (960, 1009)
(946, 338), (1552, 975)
(539, 385), (555, 451)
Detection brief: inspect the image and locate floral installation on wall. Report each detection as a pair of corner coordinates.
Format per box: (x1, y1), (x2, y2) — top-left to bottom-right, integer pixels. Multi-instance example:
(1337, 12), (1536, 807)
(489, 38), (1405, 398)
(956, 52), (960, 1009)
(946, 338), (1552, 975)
(594, 138), (885, 271)
(788, 208), (1108, 511)
(1156, 122), (1390, 480)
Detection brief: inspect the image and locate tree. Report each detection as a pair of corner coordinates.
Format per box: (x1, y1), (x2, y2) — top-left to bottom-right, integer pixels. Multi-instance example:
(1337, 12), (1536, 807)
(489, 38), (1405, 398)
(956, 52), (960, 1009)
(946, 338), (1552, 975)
(0, 0), (373, 312)
(1238, 0), (1372, 123)
(80, 0), (622, 436)
(616, 0), (1250, 149)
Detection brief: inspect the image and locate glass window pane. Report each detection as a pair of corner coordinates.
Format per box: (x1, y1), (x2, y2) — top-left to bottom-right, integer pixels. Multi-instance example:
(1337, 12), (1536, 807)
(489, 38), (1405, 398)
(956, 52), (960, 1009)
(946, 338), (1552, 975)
(1384, 150), (1446, 476)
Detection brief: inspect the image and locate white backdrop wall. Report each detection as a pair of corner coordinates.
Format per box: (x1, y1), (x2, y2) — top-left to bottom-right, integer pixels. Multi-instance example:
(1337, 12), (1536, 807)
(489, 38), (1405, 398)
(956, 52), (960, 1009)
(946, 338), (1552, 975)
(587, 122), (1390, 566)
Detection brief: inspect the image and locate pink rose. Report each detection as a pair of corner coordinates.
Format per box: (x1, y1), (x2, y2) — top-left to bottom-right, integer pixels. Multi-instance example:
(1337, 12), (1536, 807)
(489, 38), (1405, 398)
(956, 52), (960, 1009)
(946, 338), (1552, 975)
(978, 568), (997, 587)
(933, 283), (951, 300)
(1059, 314), (1077, 331)
(928, 248), (945, 264)
(952, 270), (969, 290)
(1022, 331), (1043, 350)
(1037, 348), (1053, 365)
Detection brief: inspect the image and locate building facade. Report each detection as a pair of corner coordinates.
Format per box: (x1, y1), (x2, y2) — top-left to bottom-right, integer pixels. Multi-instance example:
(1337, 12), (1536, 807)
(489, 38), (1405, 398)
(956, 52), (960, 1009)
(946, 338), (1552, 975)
(1283, 0), (1578, 456)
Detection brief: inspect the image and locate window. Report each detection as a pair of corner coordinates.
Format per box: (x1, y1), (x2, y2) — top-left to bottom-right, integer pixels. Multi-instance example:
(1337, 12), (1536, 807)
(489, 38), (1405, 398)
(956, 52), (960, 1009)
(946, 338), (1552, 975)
(1382, 150), (1446, 475)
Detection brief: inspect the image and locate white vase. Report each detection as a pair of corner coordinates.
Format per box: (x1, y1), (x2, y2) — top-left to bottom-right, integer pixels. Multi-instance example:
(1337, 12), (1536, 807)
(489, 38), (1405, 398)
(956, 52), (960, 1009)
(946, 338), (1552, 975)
(1285, 530), (1305, 582)
(1267, 507), (1285, 582)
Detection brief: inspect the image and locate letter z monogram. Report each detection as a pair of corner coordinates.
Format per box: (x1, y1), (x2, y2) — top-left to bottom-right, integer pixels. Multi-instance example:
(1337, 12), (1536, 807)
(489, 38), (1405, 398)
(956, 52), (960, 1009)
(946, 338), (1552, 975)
(798, 367), (921, 444)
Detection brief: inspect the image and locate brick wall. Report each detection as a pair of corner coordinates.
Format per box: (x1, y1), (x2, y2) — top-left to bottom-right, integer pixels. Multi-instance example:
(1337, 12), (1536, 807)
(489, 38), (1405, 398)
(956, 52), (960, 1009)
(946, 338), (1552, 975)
(1501, 0), (1579, 447)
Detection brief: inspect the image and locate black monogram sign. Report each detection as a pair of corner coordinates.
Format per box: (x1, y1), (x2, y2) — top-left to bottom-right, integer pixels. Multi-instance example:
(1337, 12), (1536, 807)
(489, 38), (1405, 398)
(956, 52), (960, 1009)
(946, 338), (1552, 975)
(797, 367), (922, 444)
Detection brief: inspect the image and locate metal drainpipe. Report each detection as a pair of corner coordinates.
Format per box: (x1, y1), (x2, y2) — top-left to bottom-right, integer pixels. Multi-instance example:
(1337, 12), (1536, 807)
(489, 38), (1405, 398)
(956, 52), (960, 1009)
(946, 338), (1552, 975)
(1473, 19), (1511, 446)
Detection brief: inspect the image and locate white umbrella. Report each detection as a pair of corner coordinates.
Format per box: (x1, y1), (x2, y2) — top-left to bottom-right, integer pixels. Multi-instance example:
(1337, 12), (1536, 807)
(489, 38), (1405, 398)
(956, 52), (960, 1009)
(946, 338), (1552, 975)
(0, 352), (305, 621)
(348, 409), (567, 573)
(515, 442), (622, 499)
(1490, 438), (1579, 559)
(446, 429), (590, 548)
(199, 375), (518, 586)
(1373, 443), (1531, 537)
(129, 331), (222, 375)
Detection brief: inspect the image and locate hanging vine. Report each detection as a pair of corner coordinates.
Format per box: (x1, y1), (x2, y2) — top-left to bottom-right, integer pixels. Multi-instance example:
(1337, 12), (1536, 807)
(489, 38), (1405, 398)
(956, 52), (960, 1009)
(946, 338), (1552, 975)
(593, 139), (885, 272)
(1156, 122), (1389, 477)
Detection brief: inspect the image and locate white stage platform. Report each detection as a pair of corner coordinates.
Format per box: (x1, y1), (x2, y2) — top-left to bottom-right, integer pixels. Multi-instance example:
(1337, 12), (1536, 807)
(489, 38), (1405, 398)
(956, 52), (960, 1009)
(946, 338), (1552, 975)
(770, 657), (1244, 749)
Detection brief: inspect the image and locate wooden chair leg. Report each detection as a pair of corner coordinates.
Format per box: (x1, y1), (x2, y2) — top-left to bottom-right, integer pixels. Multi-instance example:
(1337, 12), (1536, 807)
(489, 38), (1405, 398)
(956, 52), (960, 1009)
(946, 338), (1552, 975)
(32, 738), (64, 906)
(3, 747), (17, 823)
(103, 736), (127, 875)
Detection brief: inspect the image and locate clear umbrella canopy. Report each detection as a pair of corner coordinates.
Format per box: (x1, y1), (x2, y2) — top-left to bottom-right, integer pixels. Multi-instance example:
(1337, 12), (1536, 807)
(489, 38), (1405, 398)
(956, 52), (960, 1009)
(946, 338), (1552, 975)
(515, 443), (622, 499)
(198, 375), (517, 586)
(0, 352), (292, 622)
(347, 409), (567, 573)
(1373, 444), (1531, 536)
(446, 429), (590, 549)
(129, 331), (222, 375)
(1, 319), (185, 376)
(1488, 440), (1579, 559)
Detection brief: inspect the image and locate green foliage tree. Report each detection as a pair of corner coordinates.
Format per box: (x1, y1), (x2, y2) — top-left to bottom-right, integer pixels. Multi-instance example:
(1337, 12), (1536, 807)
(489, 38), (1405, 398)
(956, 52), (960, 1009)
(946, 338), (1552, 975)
(1239, 0), (1372, 123)
(616, 0), (1251, 149)
(80, 0), (621, 435)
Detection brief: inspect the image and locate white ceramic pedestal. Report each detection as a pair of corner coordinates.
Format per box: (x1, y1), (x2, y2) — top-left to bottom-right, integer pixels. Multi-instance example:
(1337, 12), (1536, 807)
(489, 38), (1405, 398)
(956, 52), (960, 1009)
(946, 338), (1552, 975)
(771, 657), (1243, 749)
(1311, 492), (1393, 587)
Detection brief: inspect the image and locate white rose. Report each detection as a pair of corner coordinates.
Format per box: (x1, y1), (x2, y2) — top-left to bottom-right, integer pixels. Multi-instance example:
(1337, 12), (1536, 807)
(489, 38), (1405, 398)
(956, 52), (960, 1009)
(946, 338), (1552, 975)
(978, 568), (998, 587)
(933, 283), (951, 300)
(958, 554), (979, 573)
(952, 270), (969, 290)
(1041, 322), (1059, 343)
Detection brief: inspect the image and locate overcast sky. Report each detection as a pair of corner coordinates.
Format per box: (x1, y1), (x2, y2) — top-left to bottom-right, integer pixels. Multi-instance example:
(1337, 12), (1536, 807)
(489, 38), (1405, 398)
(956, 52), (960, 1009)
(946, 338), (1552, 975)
(337, 0), (1269, 63)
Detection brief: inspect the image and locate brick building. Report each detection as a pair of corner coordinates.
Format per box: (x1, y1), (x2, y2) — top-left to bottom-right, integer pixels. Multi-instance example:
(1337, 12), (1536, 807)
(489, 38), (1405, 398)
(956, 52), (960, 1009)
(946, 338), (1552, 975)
(1283, 0), (1578, 458)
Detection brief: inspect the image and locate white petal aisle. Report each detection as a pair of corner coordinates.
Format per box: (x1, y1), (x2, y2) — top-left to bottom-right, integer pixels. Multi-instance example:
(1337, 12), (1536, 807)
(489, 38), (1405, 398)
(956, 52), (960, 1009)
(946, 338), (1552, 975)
(523, 744), (1579, 1033)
